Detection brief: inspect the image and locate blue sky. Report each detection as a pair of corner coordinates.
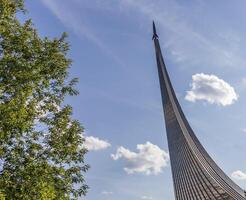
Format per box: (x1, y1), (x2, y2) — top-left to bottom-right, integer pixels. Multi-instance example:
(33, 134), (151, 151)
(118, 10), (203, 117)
(23, 1), (246, 199)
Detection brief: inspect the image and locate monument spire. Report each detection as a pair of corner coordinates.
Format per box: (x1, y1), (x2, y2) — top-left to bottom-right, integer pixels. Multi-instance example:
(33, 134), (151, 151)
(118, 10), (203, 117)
(152, 22), (246, 200)
(152, 21), (159, 40)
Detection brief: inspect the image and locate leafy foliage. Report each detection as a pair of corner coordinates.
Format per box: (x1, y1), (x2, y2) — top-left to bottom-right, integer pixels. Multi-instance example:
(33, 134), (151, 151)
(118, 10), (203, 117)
(0, 0), (89, 199)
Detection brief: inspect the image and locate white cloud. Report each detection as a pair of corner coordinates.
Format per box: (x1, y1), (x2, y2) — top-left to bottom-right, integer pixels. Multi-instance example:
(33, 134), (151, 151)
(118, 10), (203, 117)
(102, 191), (113, 195)
(84, 136), (111, 151)
(141, 195), (153, 200)
(111, 142), (169, 175)
(185, 73), (238, 106)
(231, 170), (246, 180)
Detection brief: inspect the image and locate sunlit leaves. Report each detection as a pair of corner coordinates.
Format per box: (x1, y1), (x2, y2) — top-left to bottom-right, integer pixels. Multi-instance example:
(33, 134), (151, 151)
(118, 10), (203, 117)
(0, 0), (88, 199)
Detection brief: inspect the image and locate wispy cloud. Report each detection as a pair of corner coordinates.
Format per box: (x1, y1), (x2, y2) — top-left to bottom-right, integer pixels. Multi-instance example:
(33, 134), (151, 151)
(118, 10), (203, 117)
(102, 191), (113, 195)
(42, 0), (246, 70)
(41, 0), (246, 73)
(41, 0), (123, 65)
(117, 0), (246, 69)
(240, 78), (246, 88)
(241, 128), (246, 133)
(141, 195), (153, 200)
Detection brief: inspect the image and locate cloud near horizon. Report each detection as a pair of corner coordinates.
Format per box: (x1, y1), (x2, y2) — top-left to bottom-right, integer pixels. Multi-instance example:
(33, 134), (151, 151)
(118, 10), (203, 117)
(141, 195), (153, 200)
(101, 191), (113, 195)
(185, 73), (238, 106)
(231, 170), (246, 180)
(84, 136), (111, 151)
(111, 142), (169, 175)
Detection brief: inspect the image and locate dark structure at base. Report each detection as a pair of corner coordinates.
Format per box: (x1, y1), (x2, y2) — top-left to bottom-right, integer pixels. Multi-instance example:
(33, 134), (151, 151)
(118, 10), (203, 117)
(152, 22), (246, 200)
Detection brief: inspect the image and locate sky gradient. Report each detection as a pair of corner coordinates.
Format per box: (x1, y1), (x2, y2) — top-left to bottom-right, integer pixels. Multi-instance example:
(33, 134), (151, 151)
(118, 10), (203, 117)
(23, 1), (246, 199)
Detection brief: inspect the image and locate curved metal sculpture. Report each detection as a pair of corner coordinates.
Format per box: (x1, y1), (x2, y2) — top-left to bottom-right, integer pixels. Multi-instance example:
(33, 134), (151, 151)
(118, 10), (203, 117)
(152, 22), (246, 200)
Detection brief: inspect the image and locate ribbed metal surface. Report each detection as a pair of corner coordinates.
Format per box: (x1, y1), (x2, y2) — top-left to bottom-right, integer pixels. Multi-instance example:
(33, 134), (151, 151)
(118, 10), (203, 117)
(153, 27), (246, 200)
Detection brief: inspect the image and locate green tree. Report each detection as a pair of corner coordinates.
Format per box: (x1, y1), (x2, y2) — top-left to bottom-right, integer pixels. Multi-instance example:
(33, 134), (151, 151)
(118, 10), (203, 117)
(0, 0), (89, 199)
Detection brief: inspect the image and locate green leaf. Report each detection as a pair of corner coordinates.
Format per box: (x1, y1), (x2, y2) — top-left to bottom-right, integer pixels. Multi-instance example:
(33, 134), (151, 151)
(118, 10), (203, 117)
(0, 0), (89, 199)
